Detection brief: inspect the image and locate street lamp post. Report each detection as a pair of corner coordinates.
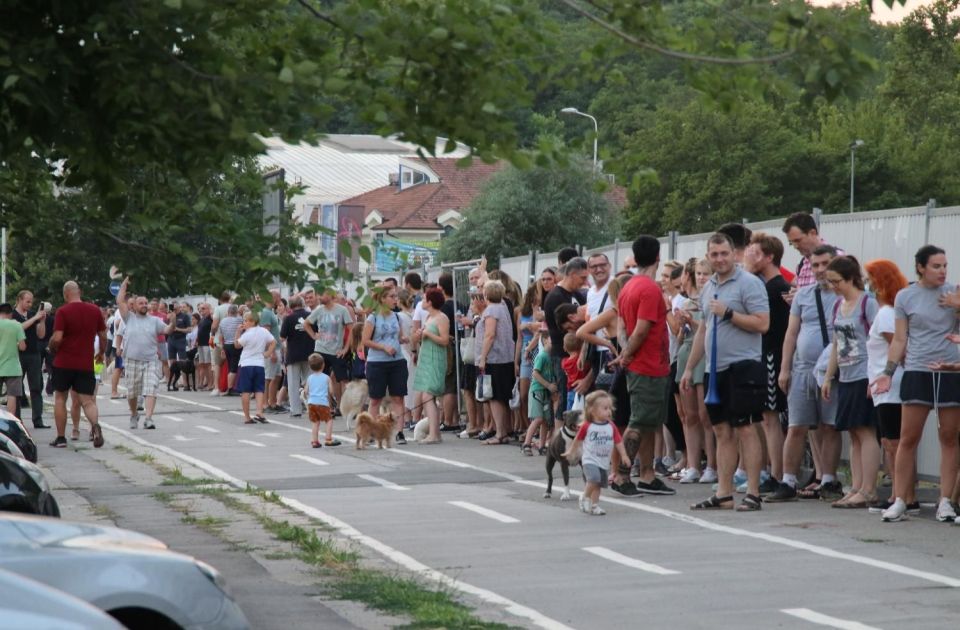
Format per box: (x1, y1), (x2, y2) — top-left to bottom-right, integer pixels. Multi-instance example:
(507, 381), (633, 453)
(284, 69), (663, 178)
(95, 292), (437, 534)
(560, 107), (598, 172)
(849, 139), (864, 213)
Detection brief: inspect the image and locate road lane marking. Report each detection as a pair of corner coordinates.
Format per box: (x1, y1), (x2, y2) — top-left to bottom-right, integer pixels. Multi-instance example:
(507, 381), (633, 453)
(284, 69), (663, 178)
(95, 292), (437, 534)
(109, 399), (122, 405)
(238, 439), (266, 448)
(140, 394), (960, 589)
(782, 608), (881, 630)
(357, 474), (410, 491)
(229, 411), (246, 417)
(155, 393), (222, 411)
(582, 546), (680, 576)
(196, 425), (220, 434)
(449, 501), (519, 524)
(258, 432), (282, 438)
(172, 435), (197, 442)
(162, 415), (184, 423)
(290, 454), (329, 466)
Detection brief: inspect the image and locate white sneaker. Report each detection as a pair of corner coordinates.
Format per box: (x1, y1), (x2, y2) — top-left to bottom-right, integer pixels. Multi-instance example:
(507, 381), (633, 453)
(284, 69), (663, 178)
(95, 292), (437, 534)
(699, 467), (718, 484)
(579, 495), (589, 513)
(662, 455), (677, 469)
(882, 498), (907, 522)
(209, 389), (221, 397)
(142, 418), (155, 430)
(936, 497), (957, 523)
(679, 468), (700, 484)
(954, 516), (960, 525)
(129, 414), (139, 429)
(590, 503), (606, 516)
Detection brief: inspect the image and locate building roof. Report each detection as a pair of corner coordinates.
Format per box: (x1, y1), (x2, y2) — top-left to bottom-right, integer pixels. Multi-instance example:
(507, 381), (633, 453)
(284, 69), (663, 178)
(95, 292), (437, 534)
(338, 158), (505, 231)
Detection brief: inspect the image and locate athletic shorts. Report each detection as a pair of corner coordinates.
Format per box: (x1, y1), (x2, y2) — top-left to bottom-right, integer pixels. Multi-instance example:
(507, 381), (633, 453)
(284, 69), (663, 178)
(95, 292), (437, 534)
(223, 345), (241, 374)
(366, 359), (408, 399)
(899, 371), (960, 408)
(167, 337), (187, 361)
(528, 389), (554, 426)
(626, 372), (669, 431)
(835, 379), (877, 432)
(236, 365), (266, 394)
(115, 355), (124, 370)
(583, 464), (609, 488)
(1, 376), (23, 397)
(764, 351), (787, 412)
(320, 352), (350, 381)
(158, 343), (169, 361)
(52, 367), (96, 396)
(787, 370), (837, 428)
(124, 359), (161, 399)
(704, 369), (763, 428)
(308, 404), (332, 423)
(264, 350), (282, 379)
(197, 346), (212, 364)
(875, 403), (902, 440)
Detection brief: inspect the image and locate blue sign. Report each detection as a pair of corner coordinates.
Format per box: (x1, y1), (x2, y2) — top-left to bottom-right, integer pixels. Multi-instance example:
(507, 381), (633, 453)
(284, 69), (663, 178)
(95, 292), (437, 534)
(109, 281), (121, 297)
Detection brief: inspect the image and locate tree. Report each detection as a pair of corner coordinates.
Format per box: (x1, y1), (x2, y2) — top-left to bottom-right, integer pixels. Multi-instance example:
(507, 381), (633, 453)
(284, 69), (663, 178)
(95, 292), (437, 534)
(438, 164), (619, 266)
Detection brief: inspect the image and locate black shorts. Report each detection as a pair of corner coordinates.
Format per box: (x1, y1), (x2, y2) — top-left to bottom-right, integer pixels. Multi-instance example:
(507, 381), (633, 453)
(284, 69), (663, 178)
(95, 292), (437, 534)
(704, 369), (762, 428)
(876, 403), (902, 440)
(462, 363), (478, 393)
(365, 359), (408, 399)
(52, 367), (96, 396)
(320, 353), (350, 381)
(764, 351), (787, 412)
(899, 371), (960, 408)
(485, 362), (516, 404)
(224, 345), (241, 374)
(835, 379), (877, 431)
(167, 337), (187, 360)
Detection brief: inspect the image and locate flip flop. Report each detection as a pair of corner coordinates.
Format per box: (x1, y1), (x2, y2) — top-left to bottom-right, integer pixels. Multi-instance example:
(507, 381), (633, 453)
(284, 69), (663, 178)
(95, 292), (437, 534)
(254, 415), (268, 424)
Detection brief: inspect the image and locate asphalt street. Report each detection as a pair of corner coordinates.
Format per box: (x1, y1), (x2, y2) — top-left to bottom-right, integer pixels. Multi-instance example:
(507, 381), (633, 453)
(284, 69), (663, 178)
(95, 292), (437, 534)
(72, 389), (960, 630)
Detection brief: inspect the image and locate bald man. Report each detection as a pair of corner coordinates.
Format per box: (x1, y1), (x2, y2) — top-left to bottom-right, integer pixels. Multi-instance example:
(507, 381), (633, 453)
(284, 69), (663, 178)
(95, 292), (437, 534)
(48, 281), (107, 448)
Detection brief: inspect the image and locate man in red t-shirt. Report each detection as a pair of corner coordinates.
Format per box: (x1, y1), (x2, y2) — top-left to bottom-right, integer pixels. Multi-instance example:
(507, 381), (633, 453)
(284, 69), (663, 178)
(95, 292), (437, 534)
(49, 281), (107, 448)
(611, 236), (675, 498)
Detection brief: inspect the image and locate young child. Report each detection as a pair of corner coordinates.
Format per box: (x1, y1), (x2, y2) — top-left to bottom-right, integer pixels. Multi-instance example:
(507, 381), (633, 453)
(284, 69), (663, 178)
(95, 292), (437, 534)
(306, 353), (341, 448)
(522, 337), (556, 456)
(563, 390), (629, 516)
(560, 333), (589, 411)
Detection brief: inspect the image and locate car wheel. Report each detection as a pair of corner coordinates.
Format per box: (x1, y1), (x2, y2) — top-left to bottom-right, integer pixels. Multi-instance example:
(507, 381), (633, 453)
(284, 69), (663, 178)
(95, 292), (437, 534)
(109, 608), (181, 630)
(41, 493), (60, 518)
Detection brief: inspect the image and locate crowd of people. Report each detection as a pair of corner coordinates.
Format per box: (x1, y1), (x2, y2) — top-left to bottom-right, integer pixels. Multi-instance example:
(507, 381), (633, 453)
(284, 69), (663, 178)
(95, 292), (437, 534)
(6, 211), (960, 523)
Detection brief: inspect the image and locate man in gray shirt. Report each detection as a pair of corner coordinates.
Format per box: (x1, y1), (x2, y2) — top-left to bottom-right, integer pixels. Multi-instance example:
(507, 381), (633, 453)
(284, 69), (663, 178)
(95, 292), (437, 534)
(303, 289), (353, 411)
(117, 278), (174, 430)
(767, 245), (843, 502)
(681, 233), (769, 511)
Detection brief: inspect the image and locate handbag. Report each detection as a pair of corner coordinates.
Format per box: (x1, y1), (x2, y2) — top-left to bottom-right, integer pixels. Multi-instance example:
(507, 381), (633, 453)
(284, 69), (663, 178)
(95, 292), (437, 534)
(727, 359), (766, 417)
(509, 381), (521, 409)
(571, 392), (585, 411)
(592, 350), (615, 391)
(475, 370), (493, 402)
(459, 332), (475, 365)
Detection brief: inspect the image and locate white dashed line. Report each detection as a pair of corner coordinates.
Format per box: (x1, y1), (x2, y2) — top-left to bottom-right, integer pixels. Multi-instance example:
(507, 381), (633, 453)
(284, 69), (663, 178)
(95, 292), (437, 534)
(195, 425), (220, 434)
(172, 435), (197, 442)
(290, 454), (329, 466)
(357, 474), (410, 491)
(162, 415), (184, 423)
(781, 608), (881, 630)
(257, 432), (282, 438)
(582, 546), (680, 576)
(238, 439), (265, 448)
(449, 501), (519, 524)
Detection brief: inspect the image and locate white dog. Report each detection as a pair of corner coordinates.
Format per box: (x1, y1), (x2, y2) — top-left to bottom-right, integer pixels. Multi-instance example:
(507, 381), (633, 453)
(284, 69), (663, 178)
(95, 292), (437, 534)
(413, 417), (430, 442)
(338, 380), (370, 430)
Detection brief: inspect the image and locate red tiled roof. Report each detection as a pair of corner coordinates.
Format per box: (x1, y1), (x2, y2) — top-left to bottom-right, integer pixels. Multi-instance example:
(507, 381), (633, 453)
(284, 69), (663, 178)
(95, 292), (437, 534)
(337, 158), (505, 231)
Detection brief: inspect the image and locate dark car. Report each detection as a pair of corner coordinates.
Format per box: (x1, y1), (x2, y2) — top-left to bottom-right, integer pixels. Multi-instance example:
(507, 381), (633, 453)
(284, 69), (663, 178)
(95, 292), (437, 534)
(0, 451), (59, 517)
(0, 410), (37, 463)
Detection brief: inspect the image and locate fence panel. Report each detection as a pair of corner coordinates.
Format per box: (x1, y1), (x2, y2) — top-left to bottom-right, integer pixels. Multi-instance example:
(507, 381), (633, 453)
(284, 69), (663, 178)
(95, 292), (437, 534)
(819, 207), (927, 274)
(499, 254), (532, 286)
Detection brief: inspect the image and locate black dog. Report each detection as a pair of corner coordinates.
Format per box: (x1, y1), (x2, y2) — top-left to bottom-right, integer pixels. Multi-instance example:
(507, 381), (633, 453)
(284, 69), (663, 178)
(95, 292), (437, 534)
(544, 410), (583, 500)
(168, 359), (196, 391)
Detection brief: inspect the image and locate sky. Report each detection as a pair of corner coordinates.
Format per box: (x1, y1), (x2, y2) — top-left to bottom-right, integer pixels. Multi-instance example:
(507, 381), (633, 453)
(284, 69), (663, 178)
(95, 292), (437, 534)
(812, 0), (934, 22)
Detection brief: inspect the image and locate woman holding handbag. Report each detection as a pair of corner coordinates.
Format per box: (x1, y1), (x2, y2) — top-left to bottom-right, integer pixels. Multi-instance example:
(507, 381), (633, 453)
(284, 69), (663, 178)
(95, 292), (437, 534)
(476, 280), (517, 445)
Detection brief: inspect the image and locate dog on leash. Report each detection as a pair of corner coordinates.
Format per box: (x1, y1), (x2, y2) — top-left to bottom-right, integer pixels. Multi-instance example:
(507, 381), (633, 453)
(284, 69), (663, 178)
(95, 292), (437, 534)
(544, 410), (584, 501)
(354, 411), (395, 450)
(339, 380), (370, 430)
(413, 417), (430, 442)
(168, 359), (196, 391)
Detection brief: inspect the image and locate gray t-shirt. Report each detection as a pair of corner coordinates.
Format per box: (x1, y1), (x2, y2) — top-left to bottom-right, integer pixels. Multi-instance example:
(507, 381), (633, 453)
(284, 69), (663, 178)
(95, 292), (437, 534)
(365, 312), (403, 363)
(219, 316), (242, 344)
(832, 293), (878, 382)
(307, 304), (352, 355)
(790, 285), (839, 371)
(475, 301), (515, 365)
(121, 312), (166, 362)
(894, 282), (960, 372)
(700, 267), (769, 371)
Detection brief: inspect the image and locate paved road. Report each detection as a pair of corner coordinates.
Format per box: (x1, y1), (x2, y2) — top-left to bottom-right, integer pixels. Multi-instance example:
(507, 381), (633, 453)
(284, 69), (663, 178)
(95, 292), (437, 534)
(81, 390), (959, 630)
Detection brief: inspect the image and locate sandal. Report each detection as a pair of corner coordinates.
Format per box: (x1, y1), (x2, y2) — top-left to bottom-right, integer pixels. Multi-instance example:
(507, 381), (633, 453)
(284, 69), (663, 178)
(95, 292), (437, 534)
(521, 444), (533, 456)
(736, 494), (762, 512)
(476, 431), (493, 441)
(691, 495), (734, 510)
(538, 446), (547, 456)
(482, 436), (509, 445)
(254, 415), (268, 424)
(70, 428), (80, 441)
(797, 484), (821, 500)
(834, 491), (870, 509)
(243, 419), (256, 425)
(311, 441), (321, 448)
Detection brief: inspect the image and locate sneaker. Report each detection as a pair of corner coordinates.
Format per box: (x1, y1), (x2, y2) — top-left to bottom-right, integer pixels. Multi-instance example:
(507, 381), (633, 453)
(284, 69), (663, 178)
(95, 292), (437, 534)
(732, 470), (748, 487)
(325, 439), (342, 447)
(610, 481), (641, 498)
(759, 477), (780, 496)
(882, 498), (907, 522)
(868, 499), (894, 514)
(764, 482), (798, 503)
(654, 460), (670, 478)
(736, 481), (748, 494)
(579, 495), (589, 513)
(636, 478), (676, 496)
(290, 413), (302, 418)
(820, 481), (844, 502)
(209, 389), (222, 396)
(906, 501), (921, 515)
(936, 498), (957, 523)
(143, 418), (155, 430)
(129, 414), (139, 429)
(395, 432), (407, 445)
(699, 467), (718, 484)
(679, 468), (700, 484)
(590, 504), (606, 516)
(662, 455), (677, 469)
(439, 424), (461, 432)
(49, 436), (67, 448)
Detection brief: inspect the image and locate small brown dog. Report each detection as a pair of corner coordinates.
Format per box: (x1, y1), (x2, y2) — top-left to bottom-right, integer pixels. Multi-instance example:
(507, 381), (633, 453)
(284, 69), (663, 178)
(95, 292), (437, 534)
(354, 411), (394, 450)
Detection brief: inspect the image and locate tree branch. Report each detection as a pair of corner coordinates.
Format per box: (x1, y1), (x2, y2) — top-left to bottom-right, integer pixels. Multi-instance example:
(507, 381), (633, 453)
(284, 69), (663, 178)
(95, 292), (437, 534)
(557, 0), (797, 66)
(295, 0), (361, 40)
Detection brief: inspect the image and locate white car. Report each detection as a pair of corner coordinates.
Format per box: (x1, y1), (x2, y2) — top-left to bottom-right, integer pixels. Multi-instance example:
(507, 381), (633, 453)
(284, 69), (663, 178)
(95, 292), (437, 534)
(0, 567), (124, 629)
(0, 513), (248, 629)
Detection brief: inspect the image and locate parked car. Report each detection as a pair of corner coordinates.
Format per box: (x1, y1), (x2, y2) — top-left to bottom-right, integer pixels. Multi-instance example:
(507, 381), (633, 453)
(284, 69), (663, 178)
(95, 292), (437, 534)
(0, 450), (59, 517)
(0, 513), (249, 629)
(0, 567), (124, 629)
(0, 432), (26, 459)
(0, 409), (37, 463)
